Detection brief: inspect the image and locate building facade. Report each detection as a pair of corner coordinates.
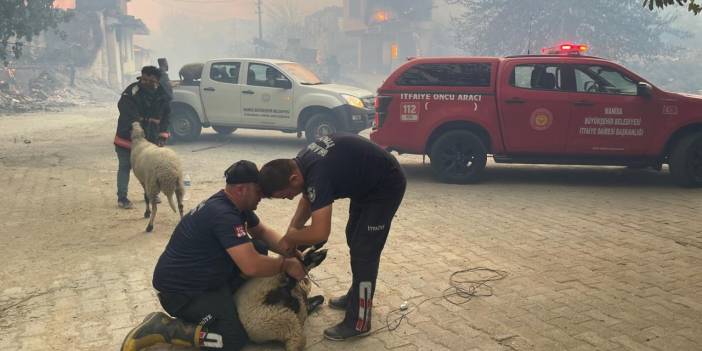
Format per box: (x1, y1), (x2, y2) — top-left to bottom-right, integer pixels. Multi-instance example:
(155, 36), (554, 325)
(54, 0), (149, 88)
(341, 0), (433, 73)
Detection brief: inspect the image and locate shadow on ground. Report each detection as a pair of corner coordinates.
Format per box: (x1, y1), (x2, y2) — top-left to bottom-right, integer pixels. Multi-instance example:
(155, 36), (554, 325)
(401, 162), (680, 189)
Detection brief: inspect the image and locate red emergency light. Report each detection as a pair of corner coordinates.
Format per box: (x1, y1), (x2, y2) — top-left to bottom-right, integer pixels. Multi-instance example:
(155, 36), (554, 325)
(541, 43), (588, 55)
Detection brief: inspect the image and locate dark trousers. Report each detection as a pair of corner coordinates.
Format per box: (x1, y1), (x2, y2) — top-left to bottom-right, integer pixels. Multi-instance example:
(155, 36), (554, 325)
(115, 146), (131, 200)
(342, 163), (406, 331)
(158, 285), (247, 351)
(156, 240), (268, 351)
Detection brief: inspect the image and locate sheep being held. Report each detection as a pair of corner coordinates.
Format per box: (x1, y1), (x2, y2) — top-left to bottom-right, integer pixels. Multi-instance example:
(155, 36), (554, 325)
(130, 121), (185, 232)
(234, 246), (327, 351)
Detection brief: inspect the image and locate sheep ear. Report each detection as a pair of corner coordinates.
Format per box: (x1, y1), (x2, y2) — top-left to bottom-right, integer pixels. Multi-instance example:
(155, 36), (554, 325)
(301, 246), (314, 258)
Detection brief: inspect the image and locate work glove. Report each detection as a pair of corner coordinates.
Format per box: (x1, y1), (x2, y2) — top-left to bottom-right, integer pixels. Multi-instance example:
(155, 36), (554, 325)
(157, 132), (170, 147)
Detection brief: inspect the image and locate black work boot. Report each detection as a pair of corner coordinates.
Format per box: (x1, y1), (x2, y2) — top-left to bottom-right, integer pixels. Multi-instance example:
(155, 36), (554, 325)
(328, 294), (348, 310)
(323, 321), (370, 341)
(120, 312), (201, 351)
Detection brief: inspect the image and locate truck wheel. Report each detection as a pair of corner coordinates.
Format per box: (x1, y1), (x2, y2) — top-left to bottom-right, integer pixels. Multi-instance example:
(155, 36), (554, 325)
(305, 113), (336, 143)
(669, 132), (702, 187)
(170, 107), (202, 142)
(212, 126), (237, 135)
(429, 130), (487, 184)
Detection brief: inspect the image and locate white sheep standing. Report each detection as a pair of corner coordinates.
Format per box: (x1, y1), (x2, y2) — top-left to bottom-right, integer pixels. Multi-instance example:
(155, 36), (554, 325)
(130, 121), (185, 232)
(234, 247), (327, 351)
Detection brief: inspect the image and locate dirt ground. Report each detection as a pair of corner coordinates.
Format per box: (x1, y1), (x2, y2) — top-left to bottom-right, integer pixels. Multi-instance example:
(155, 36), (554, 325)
(0, 105), (701, 351)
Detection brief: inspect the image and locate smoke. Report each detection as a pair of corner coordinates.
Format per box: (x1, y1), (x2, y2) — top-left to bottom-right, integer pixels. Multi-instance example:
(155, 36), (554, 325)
(127, 0), (339, 73)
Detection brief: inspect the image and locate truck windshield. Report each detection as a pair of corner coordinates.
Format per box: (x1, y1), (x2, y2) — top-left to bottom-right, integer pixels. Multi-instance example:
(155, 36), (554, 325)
(279, 63), (322, 85)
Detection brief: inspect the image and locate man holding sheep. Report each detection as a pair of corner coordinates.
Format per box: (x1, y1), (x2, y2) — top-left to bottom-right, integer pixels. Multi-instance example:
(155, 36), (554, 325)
(259, 133), (407, 340)
(121, 161), (307, 351)
(114, 65), (172, 209)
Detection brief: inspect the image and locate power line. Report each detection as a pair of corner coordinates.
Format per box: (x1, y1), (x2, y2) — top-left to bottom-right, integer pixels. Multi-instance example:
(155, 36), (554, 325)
(255, 0), (262, 55)
(256, 0), (262, 40)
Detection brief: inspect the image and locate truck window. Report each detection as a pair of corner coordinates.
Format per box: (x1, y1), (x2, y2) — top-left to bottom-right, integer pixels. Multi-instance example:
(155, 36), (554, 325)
(278, 63), (321, 85)
(210, 62), (240, 84)
(511, 64), (565, 91)
(574, 65), (637, 95)
(396, 63), (491, 87)
(247, 63), (289, 87)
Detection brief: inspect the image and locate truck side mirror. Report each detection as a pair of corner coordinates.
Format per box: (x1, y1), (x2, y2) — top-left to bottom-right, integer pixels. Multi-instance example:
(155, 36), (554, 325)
(275, 79), (292, 89)
(637, 82), (652, 98)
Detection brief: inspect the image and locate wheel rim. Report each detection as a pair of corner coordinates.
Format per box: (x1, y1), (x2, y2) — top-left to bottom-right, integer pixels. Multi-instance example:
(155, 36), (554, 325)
(687, 143), (702, 181)
(315, 123), (335, 139)
(173, 116), (192, 137)
(437, 140), (478, 177)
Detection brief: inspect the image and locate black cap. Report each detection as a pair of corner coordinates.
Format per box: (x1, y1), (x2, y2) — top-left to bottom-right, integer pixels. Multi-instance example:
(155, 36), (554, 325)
(224, 160), (259, 184)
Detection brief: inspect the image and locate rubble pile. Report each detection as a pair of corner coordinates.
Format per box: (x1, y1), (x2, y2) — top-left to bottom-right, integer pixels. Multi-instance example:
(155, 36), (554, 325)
(0, 89), (72, 115)
(0, 70), (117, 115)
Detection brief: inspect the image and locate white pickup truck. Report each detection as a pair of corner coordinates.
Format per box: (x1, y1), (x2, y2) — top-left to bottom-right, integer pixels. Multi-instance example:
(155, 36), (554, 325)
(169, 58), (375, 143)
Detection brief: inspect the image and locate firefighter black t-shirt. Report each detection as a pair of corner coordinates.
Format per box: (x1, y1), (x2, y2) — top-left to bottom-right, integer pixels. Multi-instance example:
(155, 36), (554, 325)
(153, 190), (260, 295)
(294, 133), (403, 212)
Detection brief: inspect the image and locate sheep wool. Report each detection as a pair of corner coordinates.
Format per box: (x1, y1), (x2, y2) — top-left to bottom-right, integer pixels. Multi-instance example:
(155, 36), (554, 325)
(130, 122), (185, 232)
(234, 247), (328, 351)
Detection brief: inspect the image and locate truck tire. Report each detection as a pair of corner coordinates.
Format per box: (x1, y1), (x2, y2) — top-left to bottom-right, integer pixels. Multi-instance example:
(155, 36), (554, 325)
(429, 130), (487, 184)
(169, 107), (202, 142)
(669, 132), (702, 187)
(212, 126), (237, 135)
(305, 113), (336, 143)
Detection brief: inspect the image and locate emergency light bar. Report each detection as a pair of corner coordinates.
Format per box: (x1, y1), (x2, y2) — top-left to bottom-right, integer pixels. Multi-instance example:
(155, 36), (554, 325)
(541, 43), (588, 55)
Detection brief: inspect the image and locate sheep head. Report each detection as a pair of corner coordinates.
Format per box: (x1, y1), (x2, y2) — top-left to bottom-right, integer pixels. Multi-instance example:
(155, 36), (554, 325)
(301, 247), (327, 272)
(131, 121), (145, 140)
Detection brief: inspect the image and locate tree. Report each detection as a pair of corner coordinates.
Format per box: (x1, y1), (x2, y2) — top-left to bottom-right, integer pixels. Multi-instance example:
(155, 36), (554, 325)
(644, 0), (701, 14)
(445, 0), (687, 60)
(0, 0), (72, 64)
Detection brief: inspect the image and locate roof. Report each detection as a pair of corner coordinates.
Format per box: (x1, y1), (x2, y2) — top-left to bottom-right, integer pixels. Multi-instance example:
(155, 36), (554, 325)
(404, 55), (610, 64)
(505, 54), (604, 60)
(405, 56), (502, 63)
(207, 58), (296, 65)
(115, 14), (149, 35)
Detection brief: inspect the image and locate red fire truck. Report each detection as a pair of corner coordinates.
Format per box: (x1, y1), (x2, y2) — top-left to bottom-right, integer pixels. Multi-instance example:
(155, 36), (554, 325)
(370, 44), (702, 187)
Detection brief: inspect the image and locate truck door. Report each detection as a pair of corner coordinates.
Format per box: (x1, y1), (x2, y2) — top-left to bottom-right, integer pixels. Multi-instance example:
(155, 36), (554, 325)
(200, 61), (242, 125)
(240, 63), (293, 127)
(498, 62), (573, 154)
(567, 64), (654, 155)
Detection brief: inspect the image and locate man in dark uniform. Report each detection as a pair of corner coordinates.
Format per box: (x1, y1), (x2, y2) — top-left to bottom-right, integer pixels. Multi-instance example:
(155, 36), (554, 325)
(114, 65), (172, 209)
(258, 134), (406, 340)
(121, 161), (308, 351)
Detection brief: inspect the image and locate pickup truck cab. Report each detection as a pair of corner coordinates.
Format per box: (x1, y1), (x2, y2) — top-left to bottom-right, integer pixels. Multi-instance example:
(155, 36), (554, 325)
(170, 58), (374, 143)
(370, 44), (702, 187)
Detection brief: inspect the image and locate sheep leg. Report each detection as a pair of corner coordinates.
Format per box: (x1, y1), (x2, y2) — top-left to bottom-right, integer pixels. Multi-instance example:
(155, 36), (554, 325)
(143, 193), (151, 219)
(284, 321), (305, 351)
(175, 186), (184, 218)
(146, 197), (157, 232)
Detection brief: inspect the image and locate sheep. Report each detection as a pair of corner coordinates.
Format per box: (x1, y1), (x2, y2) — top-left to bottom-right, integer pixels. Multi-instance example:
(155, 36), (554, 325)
(234, 246), (327, 351)
(129, 121), (185, 232)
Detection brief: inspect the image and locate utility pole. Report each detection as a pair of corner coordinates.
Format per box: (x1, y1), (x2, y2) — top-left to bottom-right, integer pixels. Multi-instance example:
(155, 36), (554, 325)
(255, 0), (263, 56)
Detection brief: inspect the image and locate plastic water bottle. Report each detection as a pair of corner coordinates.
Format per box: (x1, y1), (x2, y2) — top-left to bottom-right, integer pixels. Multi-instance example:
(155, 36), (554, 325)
(183, 174), (192, 200)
